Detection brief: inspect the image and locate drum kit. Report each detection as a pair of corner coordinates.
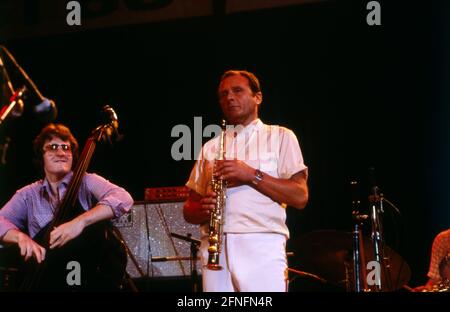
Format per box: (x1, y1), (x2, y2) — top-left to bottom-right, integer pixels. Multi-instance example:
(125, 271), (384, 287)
(288, 177), (413, 292)
(288, 230), (411, 292)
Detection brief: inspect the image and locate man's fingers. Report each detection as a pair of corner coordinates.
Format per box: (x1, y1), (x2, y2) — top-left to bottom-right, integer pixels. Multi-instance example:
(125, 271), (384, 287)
(217, 160), (234, 168)
(32, 246), (41, 263)
(50, 235), (63, 249)
(33, 245), (44, 263)
(25, 245), (32, 261)
(49, 231), (56, 245)
(58, 236), (69, 248)
(40, 247), (46, 262)
(200, 201), (215, 208)
(49, 227), (62, 245)
(19, 243), (27, 257)
(227, 181), (238, 187)
(50, 231), (65, 249)
(201, 197), (216, 204)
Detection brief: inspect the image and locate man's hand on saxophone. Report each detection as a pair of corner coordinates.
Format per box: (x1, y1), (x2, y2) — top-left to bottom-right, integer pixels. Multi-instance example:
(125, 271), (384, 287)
(183, 189), (216, 224)
(200, 190), (217, 214)
(214, 160), (255, 188)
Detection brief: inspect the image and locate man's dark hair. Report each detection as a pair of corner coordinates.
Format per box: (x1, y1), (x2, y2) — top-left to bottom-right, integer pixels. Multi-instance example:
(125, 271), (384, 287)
(33, 123), (79, 174)
(219, 70), (262, 95)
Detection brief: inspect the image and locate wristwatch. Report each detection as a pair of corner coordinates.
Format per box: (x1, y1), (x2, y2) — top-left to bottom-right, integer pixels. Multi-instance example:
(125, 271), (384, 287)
(252, 169), (264, 185)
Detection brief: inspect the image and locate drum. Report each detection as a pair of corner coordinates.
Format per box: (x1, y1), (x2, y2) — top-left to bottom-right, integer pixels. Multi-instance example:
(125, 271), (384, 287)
(288, 268), (344, 292)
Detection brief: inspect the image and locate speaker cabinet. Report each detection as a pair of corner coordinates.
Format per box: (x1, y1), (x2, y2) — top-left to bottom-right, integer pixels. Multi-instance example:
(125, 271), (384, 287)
(113, 201), (201, 278)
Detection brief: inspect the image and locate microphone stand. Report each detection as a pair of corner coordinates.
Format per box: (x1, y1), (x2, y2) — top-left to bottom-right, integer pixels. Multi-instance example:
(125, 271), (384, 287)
(170, 232), (201, 292)
(0, 46), (57, 122)
(0, 86), (26, 127)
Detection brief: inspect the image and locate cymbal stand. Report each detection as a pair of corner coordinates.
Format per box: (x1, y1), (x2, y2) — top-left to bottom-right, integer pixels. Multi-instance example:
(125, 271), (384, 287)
(352, 211), (368, 292)
(370, 192), (393, 291)
(370, 188), (394, 291)
(351, 180), (369, 292)
(171, 232), (201, 292)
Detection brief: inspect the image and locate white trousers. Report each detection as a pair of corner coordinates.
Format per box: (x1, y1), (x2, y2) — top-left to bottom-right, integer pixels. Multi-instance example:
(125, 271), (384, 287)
(200, 233), (288, 292)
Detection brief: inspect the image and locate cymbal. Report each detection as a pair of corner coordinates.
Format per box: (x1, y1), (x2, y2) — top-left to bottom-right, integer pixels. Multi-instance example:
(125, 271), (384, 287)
(291, 230), (411, 291)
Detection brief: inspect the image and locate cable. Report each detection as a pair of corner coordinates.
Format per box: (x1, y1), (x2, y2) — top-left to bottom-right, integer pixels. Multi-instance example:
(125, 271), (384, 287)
(155, 203), (186, 276)
(143, 202), (152, 279)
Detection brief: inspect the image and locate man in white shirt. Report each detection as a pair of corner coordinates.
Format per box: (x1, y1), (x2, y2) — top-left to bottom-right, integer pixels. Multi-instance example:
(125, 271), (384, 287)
(184, 70), (309, 292)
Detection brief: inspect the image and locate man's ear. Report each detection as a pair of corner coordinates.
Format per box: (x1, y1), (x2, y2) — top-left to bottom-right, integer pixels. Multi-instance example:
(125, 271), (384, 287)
(255, 92), (263, 105)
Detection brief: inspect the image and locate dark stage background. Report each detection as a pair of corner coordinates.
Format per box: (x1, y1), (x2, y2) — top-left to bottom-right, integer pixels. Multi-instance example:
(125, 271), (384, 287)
(1, 0), (449, 288)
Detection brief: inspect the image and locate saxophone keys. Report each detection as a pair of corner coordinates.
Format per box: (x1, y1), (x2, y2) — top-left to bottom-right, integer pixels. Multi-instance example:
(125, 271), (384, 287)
(208, 245), (218, 253)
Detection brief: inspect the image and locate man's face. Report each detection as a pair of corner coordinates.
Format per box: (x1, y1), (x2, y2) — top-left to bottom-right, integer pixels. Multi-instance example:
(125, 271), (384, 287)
(218, 74), (262, 126)
(42, 136), (73, 179)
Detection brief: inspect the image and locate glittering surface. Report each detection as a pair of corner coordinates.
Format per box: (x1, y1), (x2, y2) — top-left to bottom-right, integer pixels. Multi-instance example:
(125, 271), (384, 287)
(113, 202), (201, 278)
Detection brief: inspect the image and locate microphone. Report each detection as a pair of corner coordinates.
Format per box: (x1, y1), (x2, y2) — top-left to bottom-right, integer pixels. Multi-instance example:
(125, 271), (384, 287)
(34, 98), (56, 115)
(0, 45), (57, 122)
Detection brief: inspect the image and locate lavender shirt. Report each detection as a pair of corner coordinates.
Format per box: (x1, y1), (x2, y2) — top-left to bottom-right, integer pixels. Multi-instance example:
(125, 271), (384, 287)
(0, 172), (133, 239)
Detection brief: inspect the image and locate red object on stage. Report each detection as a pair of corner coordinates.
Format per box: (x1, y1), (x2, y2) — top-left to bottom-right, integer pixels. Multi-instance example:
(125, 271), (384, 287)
(144, 186), (190, 203)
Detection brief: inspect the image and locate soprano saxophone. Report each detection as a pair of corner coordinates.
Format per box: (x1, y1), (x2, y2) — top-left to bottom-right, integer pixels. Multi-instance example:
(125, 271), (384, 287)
(206, 119), (227, 270)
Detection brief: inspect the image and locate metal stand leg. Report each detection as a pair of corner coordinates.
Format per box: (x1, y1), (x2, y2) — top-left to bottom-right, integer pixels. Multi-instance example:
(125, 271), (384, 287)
(189, 234), (200, 292)
(111, 226), (145, 292)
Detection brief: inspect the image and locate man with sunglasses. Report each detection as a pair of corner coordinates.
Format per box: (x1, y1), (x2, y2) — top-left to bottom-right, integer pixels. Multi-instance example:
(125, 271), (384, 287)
(0, 123), (133, 275)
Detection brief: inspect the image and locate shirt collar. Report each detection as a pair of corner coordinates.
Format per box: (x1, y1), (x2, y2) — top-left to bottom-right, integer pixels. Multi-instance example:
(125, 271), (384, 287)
(41, 171), (73, 196)
(228, 118), (263, 138)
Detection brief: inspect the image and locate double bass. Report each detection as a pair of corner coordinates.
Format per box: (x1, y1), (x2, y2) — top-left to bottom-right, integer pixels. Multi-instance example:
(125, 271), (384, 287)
(20, 106), (127, 291)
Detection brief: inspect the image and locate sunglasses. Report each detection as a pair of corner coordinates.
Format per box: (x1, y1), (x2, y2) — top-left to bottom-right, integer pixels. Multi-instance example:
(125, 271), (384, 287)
(43, 143), (72, 152)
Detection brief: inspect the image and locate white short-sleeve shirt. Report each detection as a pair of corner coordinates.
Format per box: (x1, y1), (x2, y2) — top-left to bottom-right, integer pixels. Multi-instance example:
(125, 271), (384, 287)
(186, 119), (307, 238)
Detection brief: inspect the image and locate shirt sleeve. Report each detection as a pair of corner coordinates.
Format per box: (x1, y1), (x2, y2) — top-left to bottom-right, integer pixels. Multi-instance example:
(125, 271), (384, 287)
(186, 146), (212, 197)
(83, 173), (134, 218)
(0, 188), (28, 239)
(427, 230), (450, 281)
(277, 127), (308, 179)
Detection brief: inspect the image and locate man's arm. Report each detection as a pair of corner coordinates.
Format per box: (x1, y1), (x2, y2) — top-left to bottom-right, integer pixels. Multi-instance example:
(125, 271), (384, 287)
(0, 189), (46, 263)
(183, 163), (308, 225)
(49, 174), (133, 249)
(2, 229), (46, 263)
(251, 169), (308, 209)
(2, 204), (116, 253)
(215, 160), (308, 209)
(49, 203), (114, 249)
